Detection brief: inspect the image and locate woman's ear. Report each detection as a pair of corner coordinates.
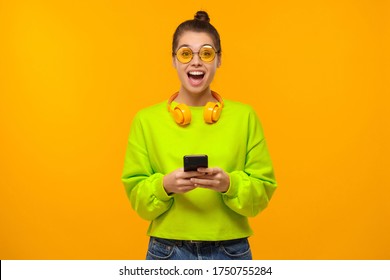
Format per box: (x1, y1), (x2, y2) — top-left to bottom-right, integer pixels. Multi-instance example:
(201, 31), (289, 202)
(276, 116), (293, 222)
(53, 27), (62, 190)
(217, 54), (222, 68)
(172, 56), (177, 69)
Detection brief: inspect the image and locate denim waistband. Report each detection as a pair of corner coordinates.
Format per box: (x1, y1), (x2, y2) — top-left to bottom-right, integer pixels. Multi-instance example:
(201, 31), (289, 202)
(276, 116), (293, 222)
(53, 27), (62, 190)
(151, 236), (248, 247)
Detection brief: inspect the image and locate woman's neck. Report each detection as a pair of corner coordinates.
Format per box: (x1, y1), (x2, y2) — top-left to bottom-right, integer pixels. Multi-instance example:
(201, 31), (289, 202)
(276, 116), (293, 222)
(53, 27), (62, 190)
(175, 87), (216, 106)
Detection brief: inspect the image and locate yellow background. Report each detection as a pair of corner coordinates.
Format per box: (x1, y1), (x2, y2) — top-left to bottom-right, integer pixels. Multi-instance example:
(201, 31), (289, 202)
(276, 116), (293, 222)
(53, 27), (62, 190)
(1, 0), (389, 259)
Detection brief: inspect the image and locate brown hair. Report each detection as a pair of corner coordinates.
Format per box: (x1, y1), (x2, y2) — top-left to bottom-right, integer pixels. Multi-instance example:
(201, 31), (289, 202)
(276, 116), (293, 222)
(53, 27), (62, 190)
(172, 11), (221, 55)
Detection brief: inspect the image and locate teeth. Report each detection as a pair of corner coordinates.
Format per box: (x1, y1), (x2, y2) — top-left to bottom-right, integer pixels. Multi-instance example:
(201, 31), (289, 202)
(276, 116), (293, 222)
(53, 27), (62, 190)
(188, 71), (204, 76)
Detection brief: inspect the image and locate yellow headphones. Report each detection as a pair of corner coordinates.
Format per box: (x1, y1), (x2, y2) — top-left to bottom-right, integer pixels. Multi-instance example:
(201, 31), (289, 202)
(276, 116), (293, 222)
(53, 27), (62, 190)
(167, 91), (224, 125)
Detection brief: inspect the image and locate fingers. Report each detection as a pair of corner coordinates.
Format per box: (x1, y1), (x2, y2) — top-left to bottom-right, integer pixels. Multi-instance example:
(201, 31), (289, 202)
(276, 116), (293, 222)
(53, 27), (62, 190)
(164, 169), (198, 195)
(179, 167), (222, 178)
(194, 168), (223, 180)
(190, 178), (218, 187)
(165, 167), (228, 194)
(178, 170), (207, 179)
(197, 167), (222, 174)
(190, 167), (230, 193)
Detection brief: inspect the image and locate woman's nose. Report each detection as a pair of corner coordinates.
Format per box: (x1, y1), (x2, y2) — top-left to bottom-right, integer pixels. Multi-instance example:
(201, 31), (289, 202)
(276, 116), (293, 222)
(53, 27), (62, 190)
(190, 53), (202, 65)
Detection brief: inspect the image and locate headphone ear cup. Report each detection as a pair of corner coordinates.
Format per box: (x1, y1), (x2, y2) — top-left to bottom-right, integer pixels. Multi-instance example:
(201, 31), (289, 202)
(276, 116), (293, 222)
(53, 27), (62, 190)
(173, 103), (191, 125)
(204, 102), (222, 124)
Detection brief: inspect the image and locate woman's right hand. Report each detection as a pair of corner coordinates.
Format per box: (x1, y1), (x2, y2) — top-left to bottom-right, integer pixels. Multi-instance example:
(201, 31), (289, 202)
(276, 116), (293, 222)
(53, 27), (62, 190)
(163, 168), (205, 195)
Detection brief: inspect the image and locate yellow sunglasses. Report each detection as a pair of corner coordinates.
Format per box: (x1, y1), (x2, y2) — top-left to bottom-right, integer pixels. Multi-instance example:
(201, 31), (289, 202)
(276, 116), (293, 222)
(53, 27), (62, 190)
(174, 45), (219, 64)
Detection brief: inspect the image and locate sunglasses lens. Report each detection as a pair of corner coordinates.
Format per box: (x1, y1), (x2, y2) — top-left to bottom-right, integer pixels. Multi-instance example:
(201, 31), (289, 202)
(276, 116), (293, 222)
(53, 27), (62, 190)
(199, 46), (216, 62)
(176, 47), (193, 63)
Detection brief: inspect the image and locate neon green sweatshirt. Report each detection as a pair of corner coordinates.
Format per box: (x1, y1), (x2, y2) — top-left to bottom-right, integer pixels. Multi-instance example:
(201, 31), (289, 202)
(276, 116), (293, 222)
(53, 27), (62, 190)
(121, 99), (277, 241)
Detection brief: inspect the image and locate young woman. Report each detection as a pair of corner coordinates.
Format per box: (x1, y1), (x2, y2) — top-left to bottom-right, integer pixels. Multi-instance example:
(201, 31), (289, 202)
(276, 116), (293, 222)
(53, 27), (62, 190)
(122, 11), (277, 260)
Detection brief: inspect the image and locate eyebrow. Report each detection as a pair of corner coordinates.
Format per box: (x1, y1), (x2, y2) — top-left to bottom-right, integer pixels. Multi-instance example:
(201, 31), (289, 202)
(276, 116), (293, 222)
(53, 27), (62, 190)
(177, 44), (214, 50)
(177, 44), (190, 49)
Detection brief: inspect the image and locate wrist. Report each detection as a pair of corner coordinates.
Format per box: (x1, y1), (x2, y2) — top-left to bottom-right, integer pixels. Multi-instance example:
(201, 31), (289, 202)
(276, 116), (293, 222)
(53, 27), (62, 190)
(163, 175), (174, 195)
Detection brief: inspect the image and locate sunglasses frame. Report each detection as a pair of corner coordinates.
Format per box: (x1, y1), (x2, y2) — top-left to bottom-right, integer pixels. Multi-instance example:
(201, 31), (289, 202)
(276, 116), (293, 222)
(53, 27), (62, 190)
(173, 44), (220, 64)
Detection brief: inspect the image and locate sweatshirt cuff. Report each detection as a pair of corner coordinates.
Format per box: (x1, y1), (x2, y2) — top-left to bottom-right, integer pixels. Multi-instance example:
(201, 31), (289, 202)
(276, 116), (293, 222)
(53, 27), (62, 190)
(153, 175), (172, 201)
(223, 172), (239, 198)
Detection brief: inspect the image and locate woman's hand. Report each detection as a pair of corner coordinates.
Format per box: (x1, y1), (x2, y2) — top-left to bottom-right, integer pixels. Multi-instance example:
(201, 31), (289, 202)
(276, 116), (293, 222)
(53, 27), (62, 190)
(163, 168), (203, 194)
(190, 167), (230, 193)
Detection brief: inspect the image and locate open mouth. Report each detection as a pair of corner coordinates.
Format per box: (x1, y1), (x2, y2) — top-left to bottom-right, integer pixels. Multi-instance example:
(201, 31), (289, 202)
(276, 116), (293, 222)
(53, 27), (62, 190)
(187, 71), (205, 86)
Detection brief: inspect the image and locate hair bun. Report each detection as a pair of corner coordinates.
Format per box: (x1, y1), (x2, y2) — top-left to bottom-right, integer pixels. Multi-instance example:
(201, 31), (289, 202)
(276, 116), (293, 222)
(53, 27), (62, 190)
(194, 11), (210, 23)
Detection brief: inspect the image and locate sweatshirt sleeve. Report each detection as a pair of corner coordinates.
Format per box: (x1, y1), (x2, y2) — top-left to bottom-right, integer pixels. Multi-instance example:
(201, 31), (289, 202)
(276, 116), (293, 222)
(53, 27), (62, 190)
(222, 108), (277, 217)
(121, 113), (173, 221)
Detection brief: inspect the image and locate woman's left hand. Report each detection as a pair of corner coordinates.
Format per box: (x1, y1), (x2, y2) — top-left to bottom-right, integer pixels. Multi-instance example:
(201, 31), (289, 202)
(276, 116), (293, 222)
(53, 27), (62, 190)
(190, 167), (230, 193)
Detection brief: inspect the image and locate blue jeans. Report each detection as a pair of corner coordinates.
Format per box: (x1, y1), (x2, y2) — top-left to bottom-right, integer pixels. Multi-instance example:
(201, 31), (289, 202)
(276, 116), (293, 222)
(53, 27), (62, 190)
(146, 237), (252, 260)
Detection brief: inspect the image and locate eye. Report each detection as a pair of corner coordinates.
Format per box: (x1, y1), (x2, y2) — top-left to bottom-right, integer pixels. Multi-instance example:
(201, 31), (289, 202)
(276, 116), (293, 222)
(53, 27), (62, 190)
(181, 51), (191, 57)
(201, 50), (212, 57)
(178, 48), (192, 58)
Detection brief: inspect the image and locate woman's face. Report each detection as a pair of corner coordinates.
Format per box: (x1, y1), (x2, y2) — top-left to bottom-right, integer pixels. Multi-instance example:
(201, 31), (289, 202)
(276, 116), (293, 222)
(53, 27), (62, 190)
(173, 31), (221, 97)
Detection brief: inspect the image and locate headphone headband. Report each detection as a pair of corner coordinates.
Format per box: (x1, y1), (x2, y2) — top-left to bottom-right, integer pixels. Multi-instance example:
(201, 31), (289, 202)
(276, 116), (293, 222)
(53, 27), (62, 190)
(167, 91), (224, 111)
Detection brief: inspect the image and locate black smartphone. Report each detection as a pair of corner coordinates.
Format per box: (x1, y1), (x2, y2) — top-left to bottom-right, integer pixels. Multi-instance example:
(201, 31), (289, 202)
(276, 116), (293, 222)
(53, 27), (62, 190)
(183, 155), (208, 172)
